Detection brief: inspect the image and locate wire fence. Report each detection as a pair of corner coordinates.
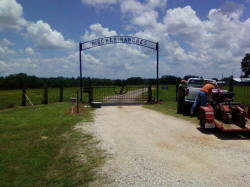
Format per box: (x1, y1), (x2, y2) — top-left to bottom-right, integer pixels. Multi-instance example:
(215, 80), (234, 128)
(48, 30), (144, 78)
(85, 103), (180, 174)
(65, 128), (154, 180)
(0, 85), (154, 109)
(0, 87), (88, 110)
(221, 85), (250, 106)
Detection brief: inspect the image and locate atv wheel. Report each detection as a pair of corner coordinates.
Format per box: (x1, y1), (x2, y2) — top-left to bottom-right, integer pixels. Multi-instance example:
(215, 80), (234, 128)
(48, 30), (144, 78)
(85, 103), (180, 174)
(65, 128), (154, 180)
(237, 113), (246, 128)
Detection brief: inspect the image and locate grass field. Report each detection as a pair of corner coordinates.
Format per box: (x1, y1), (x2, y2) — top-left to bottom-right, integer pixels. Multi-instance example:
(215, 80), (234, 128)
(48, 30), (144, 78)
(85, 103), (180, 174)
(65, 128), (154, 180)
(0, 86), (149, 109)
(0, 87), (88, 109)
(0, 103), (105, 186)
(0, 85), (249, 110)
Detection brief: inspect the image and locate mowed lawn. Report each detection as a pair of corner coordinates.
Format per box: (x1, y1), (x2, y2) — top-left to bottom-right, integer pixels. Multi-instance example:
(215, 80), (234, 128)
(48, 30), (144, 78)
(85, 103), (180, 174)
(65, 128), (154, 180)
(0, 103), (105, 186)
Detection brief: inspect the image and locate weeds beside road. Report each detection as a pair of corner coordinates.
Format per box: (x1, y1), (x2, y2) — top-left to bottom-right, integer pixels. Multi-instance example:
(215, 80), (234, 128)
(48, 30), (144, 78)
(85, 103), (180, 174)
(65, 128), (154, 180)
(0, 103), (105, 187)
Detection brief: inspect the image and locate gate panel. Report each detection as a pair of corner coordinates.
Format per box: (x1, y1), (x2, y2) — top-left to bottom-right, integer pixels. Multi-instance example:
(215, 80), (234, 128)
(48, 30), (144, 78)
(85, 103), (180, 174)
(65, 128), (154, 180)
(92, 86), (150, 105)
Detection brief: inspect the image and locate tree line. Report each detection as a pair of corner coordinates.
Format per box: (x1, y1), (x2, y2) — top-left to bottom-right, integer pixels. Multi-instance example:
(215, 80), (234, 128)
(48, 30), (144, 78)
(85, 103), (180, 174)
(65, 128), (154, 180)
(0, 73), (184, 90)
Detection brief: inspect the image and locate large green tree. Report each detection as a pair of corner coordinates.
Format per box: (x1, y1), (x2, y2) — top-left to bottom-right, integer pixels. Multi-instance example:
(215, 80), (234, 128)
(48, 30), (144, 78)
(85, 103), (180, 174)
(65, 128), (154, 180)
(241, 53), (250, 78)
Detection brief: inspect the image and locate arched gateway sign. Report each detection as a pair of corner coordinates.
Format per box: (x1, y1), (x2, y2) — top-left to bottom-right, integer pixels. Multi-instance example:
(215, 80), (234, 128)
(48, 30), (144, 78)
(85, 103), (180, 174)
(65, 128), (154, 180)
(79, 36), (159, 102)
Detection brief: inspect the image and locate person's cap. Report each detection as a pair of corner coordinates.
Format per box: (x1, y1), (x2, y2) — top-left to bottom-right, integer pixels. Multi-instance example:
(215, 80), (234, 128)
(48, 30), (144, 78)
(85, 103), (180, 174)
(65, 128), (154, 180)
(209, 80), (217, 86)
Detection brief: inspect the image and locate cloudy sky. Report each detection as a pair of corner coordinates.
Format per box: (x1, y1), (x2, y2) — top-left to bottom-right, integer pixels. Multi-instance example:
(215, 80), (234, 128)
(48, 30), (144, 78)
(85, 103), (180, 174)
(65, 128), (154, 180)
(1, 0), (250, 79)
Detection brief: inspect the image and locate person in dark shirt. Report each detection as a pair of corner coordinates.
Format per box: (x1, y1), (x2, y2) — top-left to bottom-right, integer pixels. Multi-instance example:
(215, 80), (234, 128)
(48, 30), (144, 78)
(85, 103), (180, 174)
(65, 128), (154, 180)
(177, 80), (187, 114)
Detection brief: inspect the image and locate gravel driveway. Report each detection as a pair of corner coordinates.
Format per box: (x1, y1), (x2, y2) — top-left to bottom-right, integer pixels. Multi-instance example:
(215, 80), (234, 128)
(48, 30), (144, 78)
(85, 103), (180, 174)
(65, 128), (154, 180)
(77, 105), (250, 186)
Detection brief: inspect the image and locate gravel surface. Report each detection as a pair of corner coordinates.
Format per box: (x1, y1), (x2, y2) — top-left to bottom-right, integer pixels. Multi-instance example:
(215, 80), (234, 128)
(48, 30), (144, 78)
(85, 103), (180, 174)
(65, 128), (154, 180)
(77, 105), (250, 186)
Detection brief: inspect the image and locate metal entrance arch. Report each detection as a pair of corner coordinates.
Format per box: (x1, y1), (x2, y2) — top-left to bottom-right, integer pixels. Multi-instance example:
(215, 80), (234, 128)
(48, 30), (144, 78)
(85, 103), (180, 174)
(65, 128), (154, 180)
(79, 36), (159, 102)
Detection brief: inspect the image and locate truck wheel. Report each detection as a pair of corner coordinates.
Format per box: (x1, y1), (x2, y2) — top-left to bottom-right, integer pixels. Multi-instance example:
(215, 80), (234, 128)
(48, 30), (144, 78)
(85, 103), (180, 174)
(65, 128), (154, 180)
(200, 111), (206, 130)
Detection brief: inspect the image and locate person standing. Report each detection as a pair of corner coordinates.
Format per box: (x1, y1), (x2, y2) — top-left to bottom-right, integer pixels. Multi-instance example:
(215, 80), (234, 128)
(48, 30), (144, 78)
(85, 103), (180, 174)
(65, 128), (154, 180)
(190, 80), (217, 116)
(177, 80), (187, 114)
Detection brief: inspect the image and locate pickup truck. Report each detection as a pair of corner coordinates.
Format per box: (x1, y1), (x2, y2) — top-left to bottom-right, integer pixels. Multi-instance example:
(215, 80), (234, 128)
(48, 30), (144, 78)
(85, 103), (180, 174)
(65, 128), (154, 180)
(184, 78), (214, 114)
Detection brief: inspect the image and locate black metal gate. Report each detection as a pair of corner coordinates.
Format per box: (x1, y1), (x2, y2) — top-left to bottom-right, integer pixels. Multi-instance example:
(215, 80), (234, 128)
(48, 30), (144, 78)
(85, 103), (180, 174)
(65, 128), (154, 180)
(89, 85), (155, 105)
(79, 36), (160, 103)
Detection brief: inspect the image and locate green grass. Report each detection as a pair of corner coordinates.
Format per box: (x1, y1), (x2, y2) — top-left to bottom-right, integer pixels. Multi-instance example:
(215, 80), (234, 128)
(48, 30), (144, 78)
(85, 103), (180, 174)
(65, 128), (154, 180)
(221, 85), (250, 106)
(144, 85), (199, 123)
(0, 86), (145, 109)
(0, 87), (89, 109)
(0, 103), (105, 187)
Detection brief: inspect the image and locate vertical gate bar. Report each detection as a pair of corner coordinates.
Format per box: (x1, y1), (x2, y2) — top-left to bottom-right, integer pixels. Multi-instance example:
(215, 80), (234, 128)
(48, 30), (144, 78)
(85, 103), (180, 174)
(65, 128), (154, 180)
(79, 43), (83, 102)
(156, 42), (159, 103)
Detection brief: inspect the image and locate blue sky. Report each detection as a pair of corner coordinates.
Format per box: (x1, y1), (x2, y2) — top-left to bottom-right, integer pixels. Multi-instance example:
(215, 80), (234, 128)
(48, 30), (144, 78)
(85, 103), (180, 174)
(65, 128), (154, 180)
(1, 0), (250, 79)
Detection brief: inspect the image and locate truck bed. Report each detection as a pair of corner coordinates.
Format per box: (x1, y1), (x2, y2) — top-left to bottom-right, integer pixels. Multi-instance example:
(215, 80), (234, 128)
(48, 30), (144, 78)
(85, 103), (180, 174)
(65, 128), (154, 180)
(214, 118), (250, 132)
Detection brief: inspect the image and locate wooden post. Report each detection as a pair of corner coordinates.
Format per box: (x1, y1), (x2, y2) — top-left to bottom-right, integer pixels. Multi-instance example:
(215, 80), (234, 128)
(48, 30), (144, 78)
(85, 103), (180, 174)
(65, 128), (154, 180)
(147, 84), (152, 103)
(42, 84), (48, 104)
(21, 87), (26, 106)
(77, 90), (79, 113)
(59, 86), (63, 102)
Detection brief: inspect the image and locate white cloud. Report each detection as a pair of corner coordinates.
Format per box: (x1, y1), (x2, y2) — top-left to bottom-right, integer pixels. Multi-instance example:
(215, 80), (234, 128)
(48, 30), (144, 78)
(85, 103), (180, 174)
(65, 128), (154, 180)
(119, 1), (250, 78)
(25, 47), (34, 56)
(0, 0), (27, 30)
(27, 20), (75, 49)
(0, 43), (16, 59)
(82, 23), (117, 41)
(1, 38), (14, 46)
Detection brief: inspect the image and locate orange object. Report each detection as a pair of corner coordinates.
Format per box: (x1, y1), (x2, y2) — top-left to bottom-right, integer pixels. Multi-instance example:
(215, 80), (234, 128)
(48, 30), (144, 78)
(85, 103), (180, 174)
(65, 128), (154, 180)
(201, 83), (216, 95)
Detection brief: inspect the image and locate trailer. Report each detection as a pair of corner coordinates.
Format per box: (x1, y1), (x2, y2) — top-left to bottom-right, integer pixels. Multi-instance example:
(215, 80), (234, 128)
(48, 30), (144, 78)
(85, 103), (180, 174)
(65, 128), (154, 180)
(198, 105), (250, 132)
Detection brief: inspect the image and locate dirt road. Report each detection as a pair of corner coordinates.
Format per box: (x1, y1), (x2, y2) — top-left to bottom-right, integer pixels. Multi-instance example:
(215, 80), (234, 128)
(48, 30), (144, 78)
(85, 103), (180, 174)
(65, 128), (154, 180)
(78, 105), (250, 186)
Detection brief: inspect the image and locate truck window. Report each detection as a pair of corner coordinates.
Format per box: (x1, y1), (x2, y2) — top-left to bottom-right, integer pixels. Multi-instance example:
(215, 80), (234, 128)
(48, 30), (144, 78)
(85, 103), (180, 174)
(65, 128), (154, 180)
(188, 80), (204, 88)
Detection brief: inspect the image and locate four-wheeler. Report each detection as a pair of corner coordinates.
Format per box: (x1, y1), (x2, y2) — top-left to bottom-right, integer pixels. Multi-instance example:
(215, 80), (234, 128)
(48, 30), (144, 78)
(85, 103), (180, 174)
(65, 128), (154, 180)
(198, 88), (250, 132)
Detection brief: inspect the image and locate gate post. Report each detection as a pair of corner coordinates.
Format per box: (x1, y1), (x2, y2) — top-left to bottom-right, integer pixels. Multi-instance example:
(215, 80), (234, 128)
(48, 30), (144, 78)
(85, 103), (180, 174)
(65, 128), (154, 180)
(88, 81), (93, 104)
(148, 84), (152, 103)
(79, 43), (83, 102)
(156, 42), (159, 103)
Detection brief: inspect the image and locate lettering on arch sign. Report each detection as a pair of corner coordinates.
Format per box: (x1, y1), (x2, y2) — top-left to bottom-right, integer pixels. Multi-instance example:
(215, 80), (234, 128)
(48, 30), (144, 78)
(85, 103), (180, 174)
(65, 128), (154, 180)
(81, 36), (157, 50)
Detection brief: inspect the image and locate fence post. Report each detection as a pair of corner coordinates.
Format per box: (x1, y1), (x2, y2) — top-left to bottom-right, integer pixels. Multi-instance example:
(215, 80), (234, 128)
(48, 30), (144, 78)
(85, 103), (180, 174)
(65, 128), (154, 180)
(88, 81), (93, 104)
(229, 76), (234, 92)
(42, 84), (48, 104)
(148, 84), (152, 103)
(77, 90), (79, 113)
(21, 87), (26, 106)
(59, 86), (63, 102)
